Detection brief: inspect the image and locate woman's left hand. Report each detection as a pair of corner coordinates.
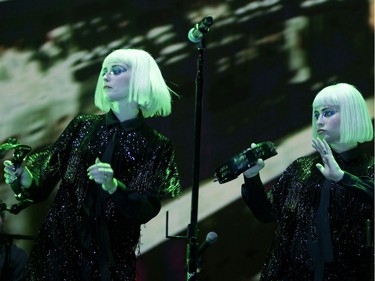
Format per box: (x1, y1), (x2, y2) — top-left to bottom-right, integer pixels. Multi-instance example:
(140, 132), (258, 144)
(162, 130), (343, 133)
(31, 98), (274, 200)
(87, 158), (117, 193)
(312, 138), (344, 182)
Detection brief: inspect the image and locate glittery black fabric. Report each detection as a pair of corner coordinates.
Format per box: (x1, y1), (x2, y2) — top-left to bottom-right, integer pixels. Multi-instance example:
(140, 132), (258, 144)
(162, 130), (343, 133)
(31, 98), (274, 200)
(242, 146), (374, 280)
(21, 112), (181, 281)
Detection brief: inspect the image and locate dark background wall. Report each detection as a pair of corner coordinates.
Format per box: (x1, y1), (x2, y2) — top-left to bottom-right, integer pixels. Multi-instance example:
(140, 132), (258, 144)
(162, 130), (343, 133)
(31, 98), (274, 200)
(0, 0), (373, 280)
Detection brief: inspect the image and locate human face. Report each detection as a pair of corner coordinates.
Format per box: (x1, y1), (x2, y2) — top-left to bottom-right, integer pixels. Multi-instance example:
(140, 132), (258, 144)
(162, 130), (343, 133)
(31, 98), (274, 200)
(313, 105), (340, 143)
(101, 63), (131, 103)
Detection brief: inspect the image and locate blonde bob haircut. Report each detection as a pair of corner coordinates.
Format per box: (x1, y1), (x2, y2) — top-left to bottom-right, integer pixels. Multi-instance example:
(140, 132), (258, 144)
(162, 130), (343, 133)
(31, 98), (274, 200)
(94, 49), (175, 118)
(312, 83), (373, 143)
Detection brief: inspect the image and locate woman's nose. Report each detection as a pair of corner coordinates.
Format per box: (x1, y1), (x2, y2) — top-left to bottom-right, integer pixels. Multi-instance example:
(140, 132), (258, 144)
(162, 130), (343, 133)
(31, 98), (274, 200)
(316, 115), (324, 125)
(103, 74), (110, 82)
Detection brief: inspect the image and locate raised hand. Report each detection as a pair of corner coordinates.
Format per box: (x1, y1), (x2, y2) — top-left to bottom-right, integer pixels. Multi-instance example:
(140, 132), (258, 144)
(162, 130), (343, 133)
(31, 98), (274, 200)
(312, 138), (344, 182)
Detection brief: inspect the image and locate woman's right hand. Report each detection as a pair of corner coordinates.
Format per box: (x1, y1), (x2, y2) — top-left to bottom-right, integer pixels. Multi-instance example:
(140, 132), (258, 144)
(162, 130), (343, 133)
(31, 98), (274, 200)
(3, 160), (33, 189)
(243, 143), (266, 178)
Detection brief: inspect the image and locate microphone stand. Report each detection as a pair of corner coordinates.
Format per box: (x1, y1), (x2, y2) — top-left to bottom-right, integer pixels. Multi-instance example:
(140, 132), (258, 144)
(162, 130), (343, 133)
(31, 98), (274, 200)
(186, 38), (206, 281)
(166, 18), (213, 280)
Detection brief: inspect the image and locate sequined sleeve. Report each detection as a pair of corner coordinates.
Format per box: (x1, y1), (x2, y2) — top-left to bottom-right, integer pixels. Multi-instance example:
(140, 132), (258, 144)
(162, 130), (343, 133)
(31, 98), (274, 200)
(152, 139), (181, 198)
(339, 170), (374, 200)
(241, 174), (274, 223)
(241, 160), (299, 223)
(267, 160), (302, 221)
(110, 136), (181, 224)
(22, 115), (85, 202)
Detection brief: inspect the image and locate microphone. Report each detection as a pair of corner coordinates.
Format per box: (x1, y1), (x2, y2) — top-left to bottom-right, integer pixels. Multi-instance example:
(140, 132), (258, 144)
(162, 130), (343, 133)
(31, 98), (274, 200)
(188, 16), (214, 43)
(198, 231), (218, 257)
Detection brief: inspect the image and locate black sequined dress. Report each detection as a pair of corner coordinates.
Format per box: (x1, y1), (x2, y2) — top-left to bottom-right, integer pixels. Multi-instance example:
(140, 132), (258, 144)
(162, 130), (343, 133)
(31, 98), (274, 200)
(242, 145), (373, 281)
(21, 111), (181, 281)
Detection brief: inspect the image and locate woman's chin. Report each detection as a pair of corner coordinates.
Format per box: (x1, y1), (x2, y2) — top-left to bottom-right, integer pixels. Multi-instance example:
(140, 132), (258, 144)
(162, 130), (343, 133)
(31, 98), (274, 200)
(104, 93), (116, 102)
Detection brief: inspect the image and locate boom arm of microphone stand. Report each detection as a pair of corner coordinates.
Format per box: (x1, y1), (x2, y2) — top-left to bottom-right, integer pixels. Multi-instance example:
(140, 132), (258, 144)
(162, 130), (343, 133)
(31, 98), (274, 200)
(7, 199), (34, 214)
(165, 210), (187, 239)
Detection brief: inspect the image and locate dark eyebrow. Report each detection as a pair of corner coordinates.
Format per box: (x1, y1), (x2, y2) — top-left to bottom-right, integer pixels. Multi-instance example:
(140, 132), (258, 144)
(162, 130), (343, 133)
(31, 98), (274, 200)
(314, 107), (336, 112)
(102, 64), (123, 69)
(321, 107), (336, 111)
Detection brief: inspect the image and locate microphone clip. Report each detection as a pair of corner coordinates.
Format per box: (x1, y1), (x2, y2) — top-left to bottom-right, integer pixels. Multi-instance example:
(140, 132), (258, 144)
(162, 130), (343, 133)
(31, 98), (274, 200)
(188, 16), (214, 43)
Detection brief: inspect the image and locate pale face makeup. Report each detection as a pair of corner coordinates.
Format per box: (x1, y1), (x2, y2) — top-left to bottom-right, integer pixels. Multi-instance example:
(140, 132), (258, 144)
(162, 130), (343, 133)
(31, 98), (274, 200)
(101, 63), (131, 103)
(313, 105), (341, 144)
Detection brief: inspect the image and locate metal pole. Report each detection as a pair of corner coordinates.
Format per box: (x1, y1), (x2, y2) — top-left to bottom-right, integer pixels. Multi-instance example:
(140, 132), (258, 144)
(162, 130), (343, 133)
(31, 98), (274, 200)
(186, 39), (205, 281)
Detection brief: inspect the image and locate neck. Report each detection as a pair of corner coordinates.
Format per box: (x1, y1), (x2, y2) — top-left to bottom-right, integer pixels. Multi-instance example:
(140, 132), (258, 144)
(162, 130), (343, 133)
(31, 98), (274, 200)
(330, 142), (358, 153)
(110, 101), (140, 122)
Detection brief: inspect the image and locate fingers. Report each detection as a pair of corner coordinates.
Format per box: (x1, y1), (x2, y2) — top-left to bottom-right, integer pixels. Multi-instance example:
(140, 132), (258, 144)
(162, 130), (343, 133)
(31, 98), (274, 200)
(3, 160), (14, 167)
(4, 173), (17, 184)
(4, 160), (16, 172)
(312, 138), (331, 156)
(320, 139), (331, 155)
(87, 170), (113, 184)
(312, 138), (344, 181)
(87, 164), (111, 174)
(256, 158), (265, 167)
(312, 139), (322, 155)
(87, 158), (111, 172)
(243, 158), (265, 178)
(87, 167), (113, 179)
(87, 158), (113, 184)
(315, 163), (324, 173)
(3, 160), (18, 184)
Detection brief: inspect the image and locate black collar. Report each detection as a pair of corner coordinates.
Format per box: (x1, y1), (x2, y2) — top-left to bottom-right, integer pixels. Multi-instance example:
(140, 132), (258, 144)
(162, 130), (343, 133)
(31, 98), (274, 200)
(105, 110), (144, 132)
(335, 143), (365, 162)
